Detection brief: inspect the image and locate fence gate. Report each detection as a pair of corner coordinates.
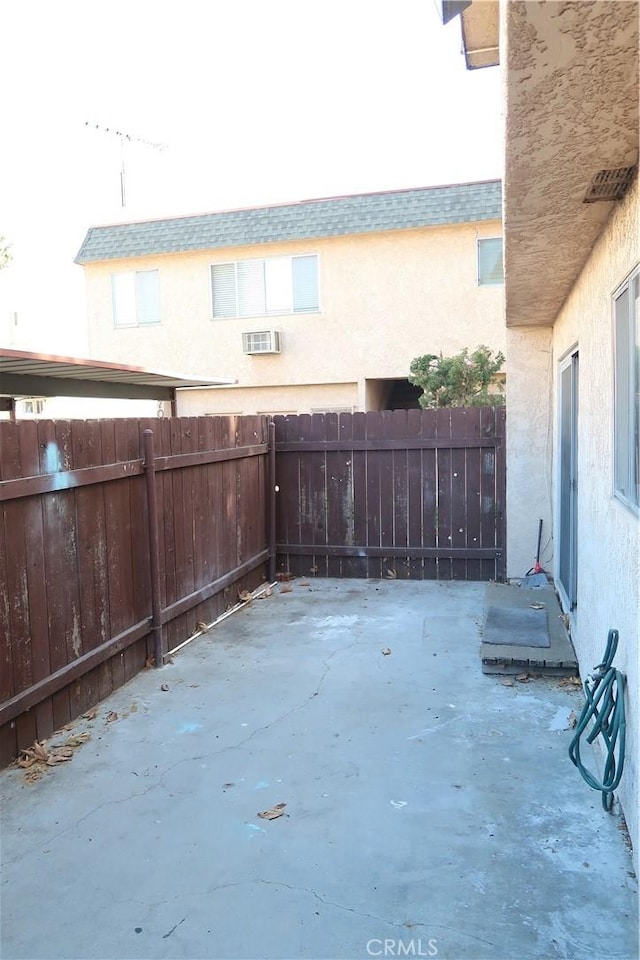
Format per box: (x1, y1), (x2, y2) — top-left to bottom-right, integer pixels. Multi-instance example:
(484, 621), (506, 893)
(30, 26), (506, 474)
(274, 407), (506, 581)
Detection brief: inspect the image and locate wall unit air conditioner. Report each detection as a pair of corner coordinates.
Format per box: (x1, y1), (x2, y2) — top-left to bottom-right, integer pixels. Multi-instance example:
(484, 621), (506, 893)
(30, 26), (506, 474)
(242, 330), (281, 355)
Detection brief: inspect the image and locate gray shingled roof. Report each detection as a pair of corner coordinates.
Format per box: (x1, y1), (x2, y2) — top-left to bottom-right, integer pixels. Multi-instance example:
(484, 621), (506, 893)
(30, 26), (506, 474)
(76, 179), (502, 264)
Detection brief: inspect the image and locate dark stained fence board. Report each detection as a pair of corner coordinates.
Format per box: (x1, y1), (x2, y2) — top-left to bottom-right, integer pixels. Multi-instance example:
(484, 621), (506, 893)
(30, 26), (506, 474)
(276, 409), (506, 584)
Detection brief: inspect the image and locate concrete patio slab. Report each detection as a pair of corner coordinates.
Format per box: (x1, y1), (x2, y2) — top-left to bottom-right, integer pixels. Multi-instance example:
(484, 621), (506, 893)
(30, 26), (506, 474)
(1, 579), (636, 960)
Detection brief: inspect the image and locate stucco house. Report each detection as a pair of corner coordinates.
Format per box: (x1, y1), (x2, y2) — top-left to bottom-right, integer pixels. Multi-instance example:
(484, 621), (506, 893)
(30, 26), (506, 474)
(445, 0), (639, 857)
(76, 181), (505, 416)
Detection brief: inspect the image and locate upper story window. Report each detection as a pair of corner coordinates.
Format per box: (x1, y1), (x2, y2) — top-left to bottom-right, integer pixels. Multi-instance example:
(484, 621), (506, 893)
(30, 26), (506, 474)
(477, 238), (504, 285)
(613, 267), (639, 510)
(112, 270), (160, 326)
(211, 255), (319, 319)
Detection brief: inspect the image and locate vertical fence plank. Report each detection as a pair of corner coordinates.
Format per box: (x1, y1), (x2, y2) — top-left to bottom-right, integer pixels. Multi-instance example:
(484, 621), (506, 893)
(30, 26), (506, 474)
(325, 413), (345, 579)
(495, 406), (507, 581)
(365, 411), (383, 579)
(309, 414), (329, 578)
(0, 422), (35, 752)
(0, 425), (16, 763)
(450, 408), (469, 581)
(18, 420), (53, 741)
(406, 409), (423, 580)
(480, 407), (499, 581)
(435, 408), (453, 580)
(462, 408), (483, 581)
(349, 412), (368, 579)
(390, 410), (409, 579)
(421, 411), (438, 580)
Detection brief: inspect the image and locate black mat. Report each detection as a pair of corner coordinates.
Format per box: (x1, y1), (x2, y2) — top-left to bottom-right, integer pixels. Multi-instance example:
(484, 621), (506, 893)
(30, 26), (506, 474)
(483, 605), (550, 648)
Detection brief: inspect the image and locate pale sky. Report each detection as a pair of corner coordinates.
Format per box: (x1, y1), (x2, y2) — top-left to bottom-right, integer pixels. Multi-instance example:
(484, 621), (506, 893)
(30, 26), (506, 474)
(0, 0), (502, 358)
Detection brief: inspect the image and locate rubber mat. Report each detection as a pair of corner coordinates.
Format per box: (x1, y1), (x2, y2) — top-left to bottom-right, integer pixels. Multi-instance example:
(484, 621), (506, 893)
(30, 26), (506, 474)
(483, 605), (550, 648)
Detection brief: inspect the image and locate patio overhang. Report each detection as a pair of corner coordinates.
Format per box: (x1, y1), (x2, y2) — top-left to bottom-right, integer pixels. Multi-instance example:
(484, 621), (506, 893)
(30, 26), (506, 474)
(503, 0), (639, 327)
(0, 348), (232, 405)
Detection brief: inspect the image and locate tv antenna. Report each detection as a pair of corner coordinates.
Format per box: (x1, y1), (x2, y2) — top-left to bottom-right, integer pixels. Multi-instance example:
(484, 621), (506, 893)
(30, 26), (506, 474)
(84, 121), (167, 207)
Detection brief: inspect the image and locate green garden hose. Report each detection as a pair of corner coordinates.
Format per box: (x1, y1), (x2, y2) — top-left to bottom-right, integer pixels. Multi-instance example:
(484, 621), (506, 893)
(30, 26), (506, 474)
(568, 629), (626, 811)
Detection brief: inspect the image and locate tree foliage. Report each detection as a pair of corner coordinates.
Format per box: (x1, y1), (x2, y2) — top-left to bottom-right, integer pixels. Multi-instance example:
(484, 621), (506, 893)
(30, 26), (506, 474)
(409, 344), (505, 409)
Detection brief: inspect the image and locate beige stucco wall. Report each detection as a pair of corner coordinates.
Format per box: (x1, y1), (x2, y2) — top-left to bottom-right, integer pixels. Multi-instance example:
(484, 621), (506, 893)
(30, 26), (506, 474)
(505, 325), (554, 578)
(84, 221), (505, 413)
(176, 382), (357, 417)
(550, 180), (639, 855)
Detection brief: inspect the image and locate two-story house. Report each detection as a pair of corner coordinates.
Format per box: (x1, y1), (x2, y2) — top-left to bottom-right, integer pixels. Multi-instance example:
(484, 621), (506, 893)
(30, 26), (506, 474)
(76, 179), (505, 416)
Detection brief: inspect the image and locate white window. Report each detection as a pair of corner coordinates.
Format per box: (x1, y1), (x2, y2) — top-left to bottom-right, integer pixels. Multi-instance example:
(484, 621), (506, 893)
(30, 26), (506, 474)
(613, 267), (639, 509)
(112, 270), (160, 326)
(477, 238), (504, 285)
(211, 255), (319, 318)
(23, 398), (45, 415)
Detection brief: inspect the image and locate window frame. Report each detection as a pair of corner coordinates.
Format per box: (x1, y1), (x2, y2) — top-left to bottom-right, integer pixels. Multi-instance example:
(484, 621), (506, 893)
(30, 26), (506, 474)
(613, 265), (640, 513)
(111, 269), (161, 328)
(477, 237), (504, 287)
(210, 254), (320, 320)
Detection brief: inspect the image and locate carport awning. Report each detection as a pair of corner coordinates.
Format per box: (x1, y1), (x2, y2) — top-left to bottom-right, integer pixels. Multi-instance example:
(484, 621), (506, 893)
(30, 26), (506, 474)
(0, 348), (233, 403)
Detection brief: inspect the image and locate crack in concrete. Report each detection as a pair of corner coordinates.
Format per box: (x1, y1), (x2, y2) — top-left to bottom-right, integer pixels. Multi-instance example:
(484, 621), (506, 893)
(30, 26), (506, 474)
(154, 640), (362, 789)
(0, 779), (170, 867)
(95, 877), (497, 949)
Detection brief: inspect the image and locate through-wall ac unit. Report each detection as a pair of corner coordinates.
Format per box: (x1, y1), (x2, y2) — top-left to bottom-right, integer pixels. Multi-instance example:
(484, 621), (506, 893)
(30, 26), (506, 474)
(242, 330), (281, 355)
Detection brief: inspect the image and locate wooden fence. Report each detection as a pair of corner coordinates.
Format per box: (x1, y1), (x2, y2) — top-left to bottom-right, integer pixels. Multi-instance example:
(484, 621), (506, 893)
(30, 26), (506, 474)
(274, 408), (506, 582)
(0, 416), (271, 765)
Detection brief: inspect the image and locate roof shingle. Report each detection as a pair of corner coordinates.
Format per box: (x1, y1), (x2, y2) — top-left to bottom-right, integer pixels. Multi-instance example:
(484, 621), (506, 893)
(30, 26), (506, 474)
(76, 179), (502, 264)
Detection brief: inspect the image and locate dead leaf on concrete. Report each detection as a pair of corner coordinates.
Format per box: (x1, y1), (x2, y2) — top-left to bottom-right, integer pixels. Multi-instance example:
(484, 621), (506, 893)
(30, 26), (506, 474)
(276, 571), (294, 582)
(17, 741), (49, 767)
(568, 710), (577, 729)
(196, 621), (209, 632)
(257, 802), (287, 820)
(500, 678), (515, 687)
(515, 673), (530, 683)
(145, 656), (155, 669)
(257, 587), (273, 599)
(529, 602), (545, 610)
(280, 584), (293, 594)
(65, 732), (91, 748)
(385, 569), (397, 579)
(238, 589), (253, 603)
(382, 648), (392, 656)
(299, 581), (310, 587)
(46, 747), (73, 765)
(160, 683), (170, 692)
(106, 711), (118, 723)
(83, 707), (99, 721)
(558, 675), (582, 687)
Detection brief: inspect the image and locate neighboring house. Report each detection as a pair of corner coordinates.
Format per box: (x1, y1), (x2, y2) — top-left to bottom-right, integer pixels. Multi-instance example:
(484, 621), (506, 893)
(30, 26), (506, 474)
(445, 1), (639, 859)
(76, 181), (505, 416)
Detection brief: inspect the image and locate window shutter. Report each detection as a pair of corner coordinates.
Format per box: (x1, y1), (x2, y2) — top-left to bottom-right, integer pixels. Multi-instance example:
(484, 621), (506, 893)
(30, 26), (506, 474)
(136, 270), (160, 323)
(292, 255), (319, 312)
(237, 260), (266, 317)
(112, 272), (136, 325)
(212, 263), (237, 318)
(478, 239), (503, 285)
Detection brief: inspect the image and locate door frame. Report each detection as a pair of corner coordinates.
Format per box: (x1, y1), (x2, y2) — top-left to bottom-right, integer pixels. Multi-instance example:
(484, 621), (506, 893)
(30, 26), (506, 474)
(557, 348), (579, 612)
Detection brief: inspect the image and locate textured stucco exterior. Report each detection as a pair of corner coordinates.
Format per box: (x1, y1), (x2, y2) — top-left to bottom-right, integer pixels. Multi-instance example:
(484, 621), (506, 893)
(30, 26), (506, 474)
(503, 0), (638, 328)
(84, 221), (505, 414)
(550, 180), (639, 852)
(505, 325), (553, 578)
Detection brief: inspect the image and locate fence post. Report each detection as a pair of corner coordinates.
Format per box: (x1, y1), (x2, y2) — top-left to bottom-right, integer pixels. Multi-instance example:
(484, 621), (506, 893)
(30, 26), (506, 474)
(268, 420), (277, 582)
(143, 429), (164, 667)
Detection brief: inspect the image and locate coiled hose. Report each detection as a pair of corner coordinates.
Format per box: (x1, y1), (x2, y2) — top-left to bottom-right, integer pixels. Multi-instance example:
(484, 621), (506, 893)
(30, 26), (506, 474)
(568, 629), (626, 811)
